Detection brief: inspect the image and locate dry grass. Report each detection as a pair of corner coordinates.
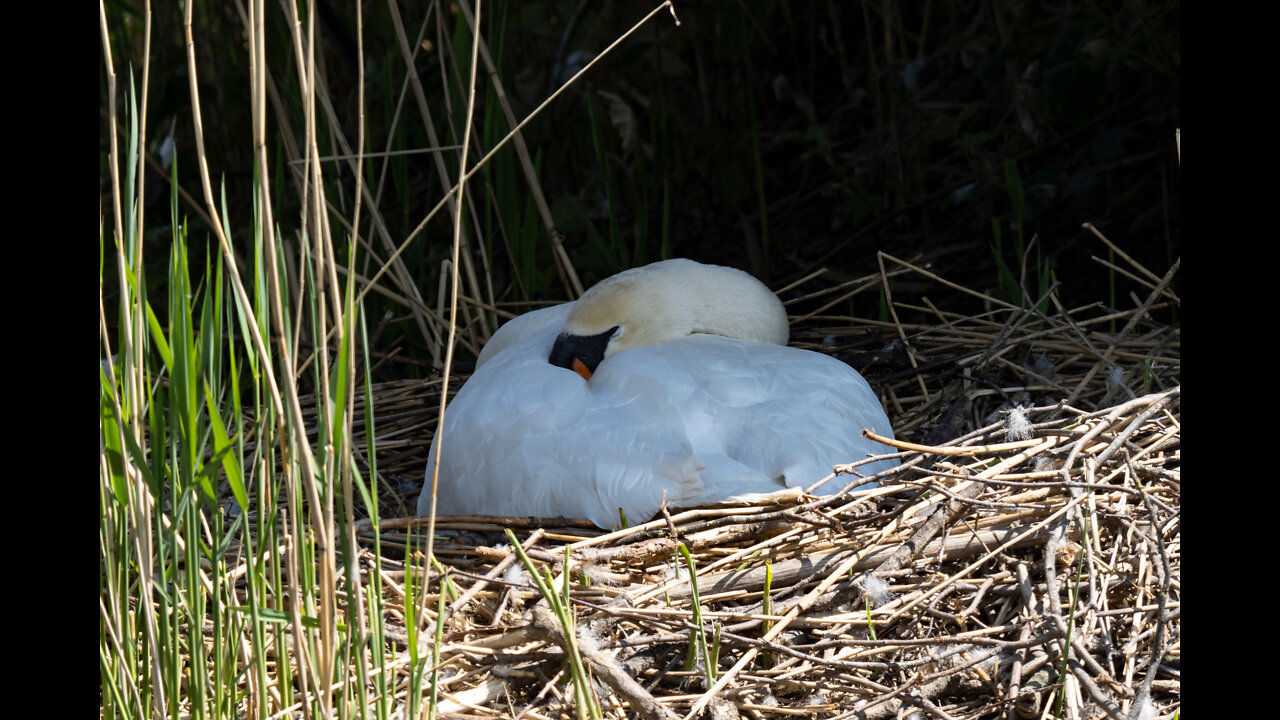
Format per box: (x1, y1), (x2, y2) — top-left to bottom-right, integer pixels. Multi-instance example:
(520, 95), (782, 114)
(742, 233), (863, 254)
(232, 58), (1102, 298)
(319, 243), (1179, 719)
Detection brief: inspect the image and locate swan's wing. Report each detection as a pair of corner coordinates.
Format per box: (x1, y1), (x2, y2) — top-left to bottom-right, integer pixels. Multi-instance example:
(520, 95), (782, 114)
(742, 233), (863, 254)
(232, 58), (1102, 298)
(595, 335), (897, 501)
(709, 339), (897, 493)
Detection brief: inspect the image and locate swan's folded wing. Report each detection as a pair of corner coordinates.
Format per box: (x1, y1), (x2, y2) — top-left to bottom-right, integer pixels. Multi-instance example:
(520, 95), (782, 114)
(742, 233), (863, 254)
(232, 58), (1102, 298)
(600, 335), (897, 500)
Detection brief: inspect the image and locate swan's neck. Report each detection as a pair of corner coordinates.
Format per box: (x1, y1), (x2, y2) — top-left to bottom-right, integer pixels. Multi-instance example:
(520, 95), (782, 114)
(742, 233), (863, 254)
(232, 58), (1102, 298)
(569, 259), (789, 350)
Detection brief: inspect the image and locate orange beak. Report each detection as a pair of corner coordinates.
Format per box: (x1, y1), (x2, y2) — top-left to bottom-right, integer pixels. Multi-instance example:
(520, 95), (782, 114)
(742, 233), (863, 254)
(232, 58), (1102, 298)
(572, 358), (594, 381)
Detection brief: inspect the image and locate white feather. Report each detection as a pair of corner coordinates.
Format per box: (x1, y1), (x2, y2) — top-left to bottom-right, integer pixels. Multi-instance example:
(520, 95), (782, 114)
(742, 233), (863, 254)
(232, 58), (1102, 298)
(419, 260), (898, 528)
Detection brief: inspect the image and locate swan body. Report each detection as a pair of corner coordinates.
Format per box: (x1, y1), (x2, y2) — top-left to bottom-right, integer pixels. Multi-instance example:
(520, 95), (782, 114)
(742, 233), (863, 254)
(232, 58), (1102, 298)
(419, 259), (897, 528)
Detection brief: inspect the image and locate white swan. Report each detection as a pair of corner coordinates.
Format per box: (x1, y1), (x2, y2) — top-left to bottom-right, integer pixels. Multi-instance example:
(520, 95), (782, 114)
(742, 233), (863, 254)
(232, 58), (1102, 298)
(418, 259), (898, 528)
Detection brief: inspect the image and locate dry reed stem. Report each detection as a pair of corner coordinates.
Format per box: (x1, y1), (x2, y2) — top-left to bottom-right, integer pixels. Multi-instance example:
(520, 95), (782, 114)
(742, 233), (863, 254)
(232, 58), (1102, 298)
(355, 2), (680, 338)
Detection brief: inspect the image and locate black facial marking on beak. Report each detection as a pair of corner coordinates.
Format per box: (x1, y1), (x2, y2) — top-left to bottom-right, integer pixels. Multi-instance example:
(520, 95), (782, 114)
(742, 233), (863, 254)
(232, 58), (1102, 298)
(549, 326), (618, 380)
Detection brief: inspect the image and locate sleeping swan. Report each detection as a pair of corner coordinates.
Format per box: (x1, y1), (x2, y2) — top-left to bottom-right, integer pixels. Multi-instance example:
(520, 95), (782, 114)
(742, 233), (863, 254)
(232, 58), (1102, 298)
(418, 259), (898, 528)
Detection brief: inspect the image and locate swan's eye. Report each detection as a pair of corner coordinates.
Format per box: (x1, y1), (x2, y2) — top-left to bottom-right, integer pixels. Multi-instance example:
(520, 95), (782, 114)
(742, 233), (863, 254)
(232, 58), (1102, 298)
(610, 326), (622, 339)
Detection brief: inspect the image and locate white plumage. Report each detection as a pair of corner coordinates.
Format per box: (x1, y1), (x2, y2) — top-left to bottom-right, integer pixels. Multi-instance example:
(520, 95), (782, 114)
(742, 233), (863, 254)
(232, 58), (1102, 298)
(418, 259), (897, 528)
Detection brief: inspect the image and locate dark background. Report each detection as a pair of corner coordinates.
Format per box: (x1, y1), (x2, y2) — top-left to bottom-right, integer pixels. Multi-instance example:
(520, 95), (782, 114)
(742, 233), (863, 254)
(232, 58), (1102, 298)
(101, 0), (1181, 373)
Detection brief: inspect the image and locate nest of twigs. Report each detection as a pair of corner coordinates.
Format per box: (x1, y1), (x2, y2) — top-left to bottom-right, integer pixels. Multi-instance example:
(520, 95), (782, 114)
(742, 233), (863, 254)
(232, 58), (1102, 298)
(336, 249), (1179, 719)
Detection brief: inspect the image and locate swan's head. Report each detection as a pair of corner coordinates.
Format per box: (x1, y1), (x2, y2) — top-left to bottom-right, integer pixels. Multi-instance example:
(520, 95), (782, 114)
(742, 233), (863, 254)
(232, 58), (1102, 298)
(549, 259), (789, 380)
